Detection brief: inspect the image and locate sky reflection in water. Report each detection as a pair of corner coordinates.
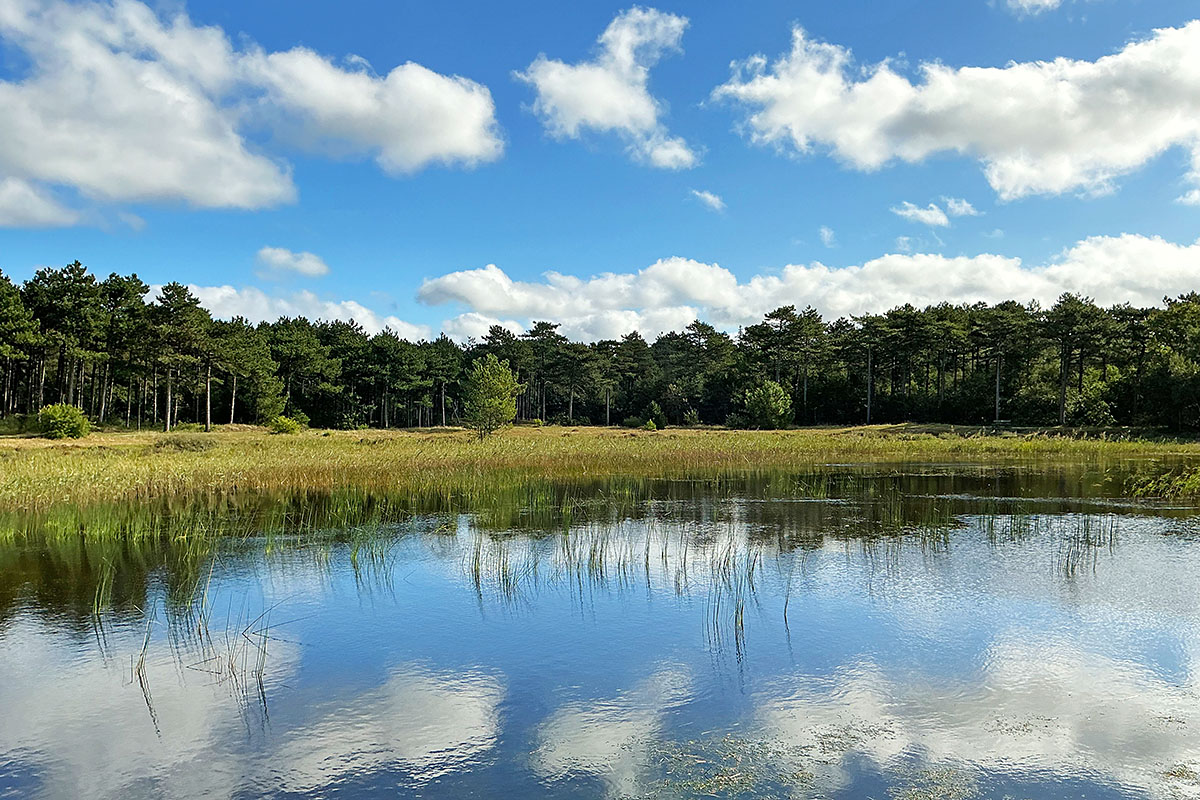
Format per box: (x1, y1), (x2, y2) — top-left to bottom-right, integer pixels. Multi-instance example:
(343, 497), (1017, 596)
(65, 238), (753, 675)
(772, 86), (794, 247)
(2, 470), (1199, 799)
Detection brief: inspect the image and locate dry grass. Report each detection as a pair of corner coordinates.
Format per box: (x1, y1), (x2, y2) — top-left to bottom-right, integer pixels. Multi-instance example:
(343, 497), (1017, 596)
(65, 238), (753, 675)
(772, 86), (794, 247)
(1, 423), (1196, 513)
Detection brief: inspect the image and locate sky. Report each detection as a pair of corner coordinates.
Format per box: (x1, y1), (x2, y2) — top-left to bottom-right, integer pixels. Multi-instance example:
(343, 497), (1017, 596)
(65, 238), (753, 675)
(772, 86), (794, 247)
(1, 0), (1198, 342)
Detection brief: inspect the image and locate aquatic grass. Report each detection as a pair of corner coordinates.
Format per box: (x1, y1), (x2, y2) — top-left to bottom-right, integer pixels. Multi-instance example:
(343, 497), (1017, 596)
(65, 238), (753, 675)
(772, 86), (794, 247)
(3, 425), (1198, 520)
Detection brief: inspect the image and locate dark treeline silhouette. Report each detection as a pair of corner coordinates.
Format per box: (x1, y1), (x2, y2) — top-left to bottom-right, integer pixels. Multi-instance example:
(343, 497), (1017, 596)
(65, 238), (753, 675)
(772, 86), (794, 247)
(2, 261), (1199, 431)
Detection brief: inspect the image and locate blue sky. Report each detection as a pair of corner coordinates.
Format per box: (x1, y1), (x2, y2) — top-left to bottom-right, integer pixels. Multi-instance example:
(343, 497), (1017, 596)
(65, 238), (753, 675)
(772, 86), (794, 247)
(1, 0), (1198, 340)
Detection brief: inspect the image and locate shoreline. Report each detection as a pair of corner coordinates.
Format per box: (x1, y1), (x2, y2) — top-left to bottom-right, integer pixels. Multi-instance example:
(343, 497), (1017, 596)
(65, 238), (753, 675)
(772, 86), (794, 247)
(4, 424), (1199, 516)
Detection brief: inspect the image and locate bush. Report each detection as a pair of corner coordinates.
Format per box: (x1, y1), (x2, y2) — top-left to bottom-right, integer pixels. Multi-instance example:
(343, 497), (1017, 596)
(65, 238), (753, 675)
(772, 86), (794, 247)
(0, 413), (35, 435)
(644, 401), (667, 429)
(622, 415), (645, 429)
(743, 381), (793, 429)
(268, 415), (302, 435)
(641, 419), (658, 431)
(153, 434), (215, 452)
(530, 418), (544, 427)
(682, 409), (700, 427)
(37, 404), (90, 439)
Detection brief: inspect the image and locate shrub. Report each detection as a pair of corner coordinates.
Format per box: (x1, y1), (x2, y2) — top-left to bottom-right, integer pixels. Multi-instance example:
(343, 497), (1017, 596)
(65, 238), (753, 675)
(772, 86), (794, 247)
(622, 415), (645, 429)
(644, 401), (667, 429)
(268, 415), (302, 435)
(0, 413), (35, 435)
(682, 409), (701, 427)
(462, 354), (523, 440)
(153, 434), (215, 452)
(641, 419), (657, 431)
(37, 404), (90, 439)
(743, 381), (792, 430)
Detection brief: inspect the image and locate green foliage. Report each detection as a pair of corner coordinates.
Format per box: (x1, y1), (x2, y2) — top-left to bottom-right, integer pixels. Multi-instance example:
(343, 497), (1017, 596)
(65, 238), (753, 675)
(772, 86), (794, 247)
(37, 404), (90, 439)
(153, 434), (215, 452)
(743, 381), (792, 430)
(268, 415), (302, 435)
(644, 401), (667, 429)
(462, 354), (523, 440)
(622, 416), (644, 429)
(641, 419), (657, 431)
(10, 261), (1200, 437)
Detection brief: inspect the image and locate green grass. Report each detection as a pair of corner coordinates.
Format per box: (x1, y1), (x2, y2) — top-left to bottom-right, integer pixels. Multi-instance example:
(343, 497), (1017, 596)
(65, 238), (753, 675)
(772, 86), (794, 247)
(2, 424), (1198, 516)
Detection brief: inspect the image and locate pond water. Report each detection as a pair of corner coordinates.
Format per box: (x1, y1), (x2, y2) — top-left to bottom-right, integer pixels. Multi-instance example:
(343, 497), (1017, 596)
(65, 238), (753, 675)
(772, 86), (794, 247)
(2, 464), (1200, 799)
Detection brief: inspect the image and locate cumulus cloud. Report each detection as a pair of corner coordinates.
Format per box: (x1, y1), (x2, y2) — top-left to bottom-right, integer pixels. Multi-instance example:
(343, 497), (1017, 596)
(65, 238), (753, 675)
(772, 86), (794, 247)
(712, 22), (1200, 202)
(690, 189), (725, 211)
(243, 49), (503, 174)
(0, 177), (79, 227)
(1007, 0), (1063, 15)
(0, 0), (502, 223)
(945, 197), (981, 217)
(891, 201), (950, 227)
(160, 284), (431, 340)
(255, 246), (330, 278)
(516, 7), (697, 169)
(417, 234), (1200, 341)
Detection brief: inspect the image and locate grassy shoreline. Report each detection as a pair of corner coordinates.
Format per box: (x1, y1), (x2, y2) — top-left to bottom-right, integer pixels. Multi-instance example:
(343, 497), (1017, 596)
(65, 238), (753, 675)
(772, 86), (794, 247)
(3, 424), (1200, 515)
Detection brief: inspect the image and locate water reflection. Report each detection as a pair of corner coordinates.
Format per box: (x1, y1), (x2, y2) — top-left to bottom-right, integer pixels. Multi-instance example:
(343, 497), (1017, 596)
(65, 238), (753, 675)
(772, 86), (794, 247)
(272, 667), (505, 792)
(2, 466), (1200, 798)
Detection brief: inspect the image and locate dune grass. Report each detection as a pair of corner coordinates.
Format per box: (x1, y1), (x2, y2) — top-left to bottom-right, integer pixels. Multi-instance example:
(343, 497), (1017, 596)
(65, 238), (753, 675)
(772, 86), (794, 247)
(2, 423), (1198, 515)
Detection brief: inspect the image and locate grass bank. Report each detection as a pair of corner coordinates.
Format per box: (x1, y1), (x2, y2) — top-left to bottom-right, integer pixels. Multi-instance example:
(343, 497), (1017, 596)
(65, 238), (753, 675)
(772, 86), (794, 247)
(3, 424), (1199, 515)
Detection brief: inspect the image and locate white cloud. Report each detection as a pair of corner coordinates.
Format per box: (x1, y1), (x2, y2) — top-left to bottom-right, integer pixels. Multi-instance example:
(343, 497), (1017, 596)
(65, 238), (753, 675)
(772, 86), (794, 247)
(417, 233), (1200, 340)
(1007, 0), (1063, 15)
(0, 0), (502, 223)
(819, 226), (837, 247)
(892, 201), (950, 227)
(895, 236), (913, 253)
(0, 177), (79, 227)
(516, 7), (697, 169)
(162, 284), (432, 340)
(944, 197), (981, 217)
(712, 22), (1200, 202)
(255, 246), (330, 278)
(243, 49), (503, 174)
(690, 189), (725, 211)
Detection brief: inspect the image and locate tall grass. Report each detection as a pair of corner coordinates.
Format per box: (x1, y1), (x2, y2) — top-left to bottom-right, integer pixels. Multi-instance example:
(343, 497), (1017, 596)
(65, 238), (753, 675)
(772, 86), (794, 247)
(3, 425), (1196, 516)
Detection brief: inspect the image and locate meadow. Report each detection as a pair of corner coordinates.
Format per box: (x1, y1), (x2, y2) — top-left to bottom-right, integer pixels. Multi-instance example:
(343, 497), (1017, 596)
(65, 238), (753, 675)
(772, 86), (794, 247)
(3, 423), (1198, 515)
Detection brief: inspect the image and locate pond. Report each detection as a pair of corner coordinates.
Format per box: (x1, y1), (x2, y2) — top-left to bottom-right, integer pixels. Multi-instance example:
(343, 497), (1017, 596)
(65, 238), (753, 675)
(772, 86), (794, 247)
(2, 464), (1199, 799)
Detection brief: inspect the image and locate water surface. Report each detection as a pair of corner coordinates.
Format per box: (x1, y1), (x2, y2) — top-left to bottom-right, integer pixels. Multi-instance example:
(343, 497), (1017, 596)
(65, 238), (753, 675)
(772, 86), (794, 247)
(3, 464), (1200, 799)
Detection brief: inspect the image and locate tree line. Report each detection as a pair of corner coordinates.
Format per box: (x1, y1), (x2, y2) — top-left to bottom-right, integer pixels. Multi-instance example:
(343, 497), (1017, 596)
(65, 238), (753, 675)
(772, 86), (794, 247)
(2, 261), (1199, 432)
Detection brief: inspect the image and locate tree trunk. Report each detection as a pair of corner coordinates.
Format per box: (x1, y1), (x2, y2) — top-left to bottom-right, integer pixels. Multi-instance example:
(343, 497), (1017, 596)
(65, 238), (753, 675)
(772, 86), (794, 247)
(204, 363), (212, 432)
(568, 386), (574, 423)
(441, 382), (446, 426)
(605, 386), (611, 426)
(994, 354), (1002, 423)
(98, 361), (109, 422)
(1058, 349), (1069, 426)
(165, 370), (173, 432)
(229, 373), (237, 425)
(866, 346), (874, 425)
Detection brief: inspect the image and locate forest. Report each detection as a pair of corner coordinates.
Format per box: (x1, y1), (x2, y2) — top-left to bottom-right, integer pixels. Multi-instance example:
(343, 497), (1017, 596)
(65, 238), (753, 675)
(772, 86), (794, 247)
(2, 260), (1199, 432)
